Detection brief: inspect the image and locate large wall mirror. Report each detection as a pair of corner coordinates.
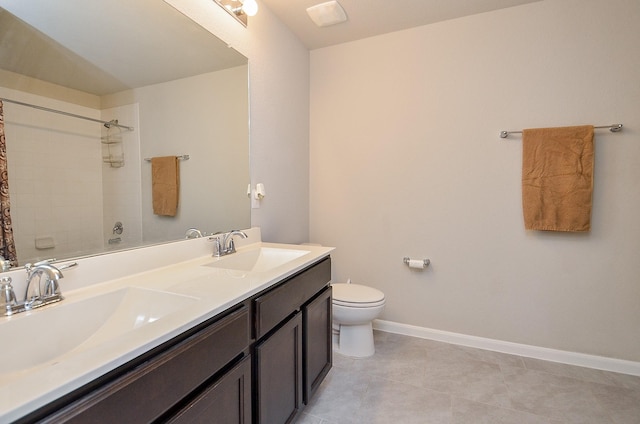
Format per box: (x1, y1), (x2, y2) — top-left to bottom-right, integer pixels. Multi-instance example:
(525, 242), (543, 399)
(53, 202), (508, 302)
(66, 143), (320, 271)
(0, 0), (250, 269)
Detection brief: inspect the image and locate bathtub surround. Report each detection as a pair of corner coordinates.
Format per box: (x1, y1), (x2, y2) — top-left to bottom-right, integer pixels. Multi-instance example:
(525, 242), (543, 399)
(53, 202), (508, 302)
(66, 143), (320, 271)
(1, 88), (106, 262)
(101, 103), (143, 248)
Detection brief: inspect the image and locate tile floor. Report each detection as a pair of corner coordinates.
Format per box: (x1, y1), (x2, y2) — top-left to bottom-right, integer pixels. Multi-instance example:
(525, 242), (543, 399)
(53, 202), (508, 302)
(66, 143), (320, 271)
(297, 331), (640, 424)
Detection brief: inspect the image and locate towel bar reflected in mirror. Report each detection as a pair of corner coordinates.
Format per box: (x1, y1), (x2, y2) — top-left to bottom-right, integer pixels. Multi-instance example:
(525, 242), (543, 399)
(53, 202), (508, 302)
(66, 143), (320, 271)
(144, 155), (190, 162)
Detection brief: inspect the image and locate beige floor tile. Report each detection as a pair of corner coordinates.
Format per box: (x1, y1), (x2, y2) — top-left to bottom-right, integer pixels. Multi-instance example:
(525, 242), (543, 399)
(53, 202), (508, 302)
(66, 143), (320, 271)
(502, 366), (615, 423)
(588, 381), (640, 424)
(356, 377), (451, 424)
(451, 397), (564, 424)
(303, 366), (370, 424)
(296, 412), (329, 424)
(297, 331), (637, 424)
(423, 354), (512, 408)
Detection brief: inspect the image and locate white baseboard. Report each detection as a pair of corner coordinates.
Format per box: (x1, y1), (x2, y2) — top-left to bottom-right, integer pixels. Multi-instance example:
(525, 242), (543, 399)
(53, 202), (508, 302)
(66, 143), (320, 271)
(373, 319), (640, 377)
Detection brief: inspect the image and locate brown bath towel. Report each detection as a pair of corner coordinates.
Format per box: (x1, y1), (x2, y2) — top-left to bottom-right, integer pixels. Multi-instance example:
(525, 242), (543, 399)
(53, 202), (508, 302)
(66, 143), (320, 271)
(151, 156), (179, 217)
(522, 125), (594, 232)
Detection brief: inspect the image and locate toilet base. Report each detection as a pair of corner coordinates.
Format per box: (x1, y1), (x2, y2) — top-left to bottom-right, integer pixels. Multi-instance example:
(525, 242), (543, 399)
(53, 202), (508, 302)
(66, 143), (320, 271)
(333, 322), (375, 358)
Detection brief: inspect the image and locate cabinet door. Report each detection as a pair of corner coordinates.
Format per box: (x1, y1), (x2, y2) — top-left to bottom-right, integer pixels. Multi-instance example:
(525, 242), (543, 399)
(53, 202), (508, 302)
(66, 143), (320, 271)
(168, 356), (252, 424)
(255, 312), (303, 424)
(303, 286), (332, 404)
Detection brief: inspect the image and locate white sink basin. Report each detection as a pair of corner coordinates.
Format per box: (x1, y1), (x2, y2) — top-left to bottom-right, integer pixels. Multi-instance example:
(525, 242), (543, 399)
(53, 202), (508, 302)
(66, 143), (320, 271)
(0, 287), (197, 377)
(205, 247), (310, 273)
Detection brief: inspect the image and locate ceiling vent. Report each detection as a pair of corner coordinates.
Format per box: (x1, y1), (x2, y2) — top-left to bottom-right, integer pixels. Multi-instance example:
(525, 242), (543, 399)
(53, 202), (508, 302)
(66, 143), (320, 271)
(306, 1), (348, 27)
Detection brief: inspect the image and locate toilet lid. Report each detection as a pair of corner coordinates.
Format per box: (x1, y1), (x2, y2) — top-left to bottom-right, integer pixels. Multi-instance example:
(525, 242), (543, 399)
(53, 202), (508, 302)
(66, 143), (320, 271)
(332, 283), (385, 305)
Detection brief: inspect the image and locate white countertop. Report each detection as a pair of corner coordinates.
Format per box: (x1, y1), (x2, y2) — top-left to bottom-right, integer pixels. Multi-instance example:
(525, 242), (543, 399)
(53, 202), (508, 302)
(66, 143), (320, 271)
(0, 241), (333, 423)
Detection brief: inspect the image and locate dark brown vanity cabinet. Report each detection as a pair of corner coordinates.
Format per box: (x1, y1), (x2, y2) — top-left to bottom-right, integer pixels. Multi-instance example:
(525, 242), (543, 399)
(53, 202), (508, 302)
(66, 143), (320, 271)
(253, 257), (332, 424)
(302, 286), (332, 404)
(255, 312), (304, 424)
(168, 355), (252, 424)
(21, 257), (332, 424)
(30, 304), (252, 424)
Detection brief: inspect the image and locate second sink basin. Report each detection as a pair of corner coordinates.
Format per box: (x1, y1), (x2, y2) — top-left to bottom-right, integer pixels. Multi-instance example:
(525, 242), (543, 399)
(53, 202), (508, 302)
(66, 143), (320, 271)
(205, 247), (310, 273)
(0, 287), (197, 377)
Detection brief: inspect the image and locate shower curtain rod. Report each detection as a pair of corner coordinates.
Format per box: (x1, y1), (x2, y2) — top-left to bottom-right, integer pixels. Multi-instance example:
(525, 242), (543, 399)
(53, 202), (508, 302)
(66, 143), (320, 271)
(0, 97), (134, 131)
(500, 124), (622, 139)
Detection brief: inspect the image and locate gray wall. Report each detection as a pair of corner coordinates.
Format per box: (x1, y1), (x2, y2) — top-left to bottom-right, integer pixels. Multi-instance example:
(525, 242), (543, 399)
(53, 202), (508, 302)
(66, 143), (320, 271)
(309, 0), (640, 362)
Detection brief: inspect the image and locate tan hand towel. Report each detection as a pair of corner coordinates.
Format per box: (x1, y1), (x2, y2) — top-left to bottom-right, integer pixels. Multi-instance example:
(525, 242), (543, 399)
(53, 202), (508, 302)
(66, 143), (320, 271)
(522, 125), (594, 232)
(151, 156), (179, 217)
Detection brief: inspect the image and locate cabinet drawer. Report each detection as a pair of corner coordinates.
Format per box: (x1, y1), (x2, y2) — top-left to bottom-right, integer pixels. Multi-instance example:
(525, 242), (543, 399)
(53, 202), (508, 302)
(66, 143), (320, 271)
(43, 305), (251, 423)
(254, 258), (331, 339)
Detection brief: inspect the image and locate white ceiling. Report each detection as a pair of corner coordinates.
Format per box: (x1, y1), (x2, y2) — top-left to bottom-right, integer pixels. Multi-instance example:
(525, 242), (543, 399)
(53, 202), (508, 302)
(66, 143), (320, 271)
(0, 0), (544, 96)
(260, 0), (543, 49)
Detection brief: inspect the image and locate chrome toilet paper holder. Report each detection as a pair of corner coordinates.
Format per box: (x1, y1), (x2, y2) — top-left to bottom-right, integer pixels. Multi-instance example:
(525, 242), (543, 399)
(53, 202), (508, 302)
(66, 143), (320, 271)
(403, 257), (430, 268)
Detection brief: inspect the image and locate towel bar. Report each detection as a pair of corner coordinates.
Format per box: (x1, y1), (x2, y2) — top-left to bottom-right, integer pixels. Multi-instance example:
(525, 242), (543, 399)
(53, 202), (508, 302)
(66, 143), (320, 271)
(500, 124), (622, 138)
(144, 155), (190, 162)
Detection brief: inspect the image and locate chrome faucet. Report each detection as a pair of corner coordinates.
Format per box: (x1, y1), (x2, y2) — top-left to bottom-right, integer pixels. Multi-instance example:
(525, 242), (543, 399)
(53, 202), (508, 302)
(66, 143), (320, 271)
(209, 230), (248, 257)
(0, 261), (77, 316)
(24, 263), (65, 309)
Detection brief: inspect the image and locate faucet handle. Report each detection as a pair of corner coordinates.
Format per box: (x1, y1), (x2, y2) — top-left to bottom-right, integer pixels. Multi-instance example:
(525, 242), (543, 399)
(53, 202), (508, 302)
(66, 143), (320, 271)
(33, 258), (57, 266)
(208, 236), (223, 257)
(1, 277), (23, 316)
(1, 277), (17, 306)
(44, 278), (61, 297)
(227, 237), (237, 254)
(58, 262), (78, 271)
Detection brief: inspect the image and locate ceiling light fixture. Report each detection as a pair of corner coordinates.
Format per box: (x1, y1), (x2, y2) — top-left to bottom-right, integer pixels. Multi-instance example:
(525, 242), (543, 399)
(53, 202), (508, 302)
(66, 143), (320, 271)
(213, 0), (259, 26)
(306, 1), (348, 28)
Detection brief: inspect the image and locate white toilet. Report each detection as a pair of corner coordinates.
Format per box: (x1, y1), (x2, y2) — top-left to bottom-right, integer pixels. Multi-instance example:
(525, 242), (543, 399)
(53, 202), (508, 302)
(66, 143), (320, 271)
(332, 282), (386, 358)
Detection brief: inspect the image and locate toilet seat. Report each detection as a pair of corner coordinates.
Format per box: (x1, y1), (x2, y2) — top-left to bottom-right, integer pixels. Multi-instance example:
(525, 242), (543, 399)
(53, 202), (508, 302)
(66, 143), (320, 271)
(333, 298), (386, 308)
(332, 283), (385, 308)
